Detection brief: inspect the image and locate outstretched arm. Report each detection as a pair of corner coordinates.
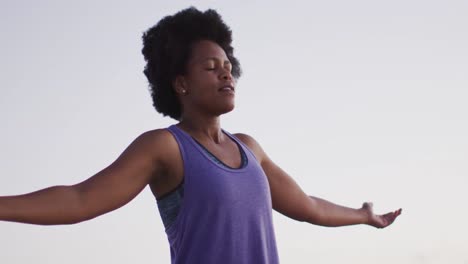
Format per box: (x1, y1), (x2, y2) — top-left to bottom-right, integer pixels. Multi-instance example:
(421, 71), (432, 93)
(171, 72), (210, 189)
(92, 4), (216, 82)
(0, 130), (168, 225)
(235, 133), (401, 228)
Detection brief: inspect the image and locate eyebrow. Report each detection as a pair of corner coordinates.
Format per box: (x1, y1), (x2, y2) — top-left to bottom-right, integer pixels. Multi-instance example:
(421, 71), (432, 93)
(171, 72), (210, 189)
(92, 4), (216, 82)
(201, 57), (231, 64)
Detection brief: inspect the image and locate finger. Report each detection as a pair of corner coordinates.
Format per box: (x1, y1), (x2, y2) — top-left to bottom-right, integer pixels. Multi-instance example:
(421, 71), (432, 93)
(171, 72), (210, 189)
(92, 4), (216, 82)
(386, 214), (396, 224)
(382, 214), (392, 223)
(387, 209), (401, 218)
(377, 209), (402, 228)
(382, 213), (397, 225)
(391, 209), (402, 219)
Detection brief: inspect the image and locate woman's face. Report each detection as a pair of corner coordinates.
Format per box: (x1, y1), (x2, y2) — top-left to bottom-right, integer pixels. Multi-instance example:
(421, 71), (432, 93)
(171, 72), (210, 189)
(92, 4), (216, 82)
(176, 40), (236, 117)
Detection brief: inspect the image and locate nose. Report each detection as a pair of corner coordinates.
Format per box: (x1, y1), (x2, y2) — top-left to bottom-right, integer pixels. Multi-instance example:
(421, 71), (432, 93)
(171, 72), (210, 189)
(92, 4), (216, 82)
(220, 69), (233, 81)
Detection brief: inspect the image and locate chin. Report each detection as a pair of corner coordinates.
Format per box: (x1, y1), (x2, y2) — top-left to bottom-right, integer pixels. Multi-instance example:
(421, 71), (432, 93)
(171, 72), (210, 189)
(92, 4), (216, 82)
(216, 102), (235, 116)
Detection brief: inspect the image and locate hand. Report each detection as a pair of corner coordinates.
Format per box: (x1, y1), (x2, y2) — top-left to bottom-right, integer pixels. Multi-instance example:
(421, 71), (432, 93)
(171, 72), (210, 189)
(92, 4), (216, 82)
(361, 202), (402, 229)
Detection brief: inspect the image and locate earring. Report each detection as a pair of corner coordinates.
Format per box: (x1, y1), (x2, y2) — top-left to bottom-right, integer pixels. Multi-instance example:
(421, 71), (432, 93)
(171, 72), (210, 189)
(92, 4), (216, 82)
(182, 89), (187, 94)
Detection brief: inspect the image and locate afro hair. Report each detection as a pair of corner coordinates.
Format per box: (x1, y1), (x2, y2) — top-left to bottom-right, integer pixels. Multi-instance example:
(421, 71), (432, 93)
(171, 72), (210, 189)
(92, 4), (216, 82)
(141, 7), (241, 120)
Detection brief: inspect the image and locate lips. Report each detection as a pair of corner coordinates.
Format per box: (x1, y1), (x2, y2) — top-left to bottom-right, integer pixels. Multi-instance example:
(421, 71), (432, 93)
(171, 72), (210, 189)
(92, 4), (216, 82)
(218, 83), (235, 92)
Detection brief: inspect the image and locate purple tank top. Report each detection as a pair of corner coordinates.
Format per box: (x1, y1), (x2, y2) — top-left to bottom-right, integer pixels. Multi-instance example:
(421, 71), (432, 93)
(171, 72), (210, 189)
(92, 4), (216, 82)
(165, 125), (280, 264)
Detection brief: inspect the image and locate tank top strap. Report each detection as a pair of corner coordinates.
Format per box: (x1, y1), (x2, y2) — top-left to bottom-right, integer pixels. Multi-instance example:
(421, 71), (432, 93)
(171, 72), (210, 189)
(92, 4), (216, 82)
(221, 129), (258, 164)
(166, 124), (190, 159)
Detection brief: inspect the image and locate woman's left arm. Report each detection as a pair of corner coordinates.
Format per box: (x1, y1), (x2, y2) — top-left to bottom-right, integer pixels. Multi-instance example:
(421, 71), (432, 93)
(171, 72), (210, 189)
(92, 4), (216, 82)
(235, 133), (402, 228)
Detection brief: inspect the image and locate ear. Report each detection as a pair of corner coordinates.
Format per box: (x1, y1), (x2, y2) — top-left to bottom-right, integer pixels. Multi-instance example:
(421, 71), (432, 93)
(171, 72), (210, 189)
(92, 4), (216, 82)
(173, 75), (188, 95)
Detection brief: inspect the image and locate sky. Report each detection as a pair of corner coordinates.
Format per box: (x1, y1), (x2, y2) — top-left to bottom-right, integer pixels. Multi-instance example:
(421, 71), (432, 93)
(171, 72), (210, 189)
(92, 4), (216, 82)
(1, 0), (467, 263)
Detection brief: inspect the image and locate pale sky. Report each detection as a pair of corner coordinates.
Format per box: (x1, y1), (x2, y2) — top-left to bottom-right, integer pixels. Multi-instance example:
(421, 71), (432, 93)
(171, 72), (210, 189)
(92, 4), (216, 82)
(1, 1), (467, 263)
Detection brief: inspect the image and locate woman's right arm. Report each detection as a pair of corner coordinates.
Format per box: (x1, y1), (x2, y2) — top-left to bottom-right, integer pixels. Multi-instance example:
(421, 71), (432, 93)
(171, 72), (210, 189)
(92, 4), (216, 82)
(0, 129), (170, 225)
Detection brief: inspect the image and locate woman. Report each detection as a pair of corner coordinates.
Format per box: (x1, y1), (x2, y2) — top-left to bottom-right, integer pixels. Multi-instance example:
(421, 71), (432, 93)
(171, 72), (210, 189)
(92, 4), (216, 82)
(0, 7), (401, 263)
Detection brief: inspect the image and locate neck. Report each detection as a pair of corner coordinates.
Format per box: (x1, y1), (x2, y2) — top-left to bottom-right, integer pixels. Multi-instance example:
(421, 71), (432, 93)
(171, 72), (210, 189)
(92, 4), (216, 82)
(178, 113), (224, 144)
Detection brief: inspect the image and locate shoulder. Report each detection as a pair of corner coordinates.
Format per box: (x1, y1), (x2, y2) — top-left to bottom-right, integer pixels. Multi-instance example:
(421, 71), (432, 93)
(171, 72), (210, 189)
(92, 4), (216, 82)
(133, 128), (180, 164)
(233, 133), (258, 148)
(134, 128), (184, 181)
(233, 133), (267, 163)
(135, 128), (175, 149)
